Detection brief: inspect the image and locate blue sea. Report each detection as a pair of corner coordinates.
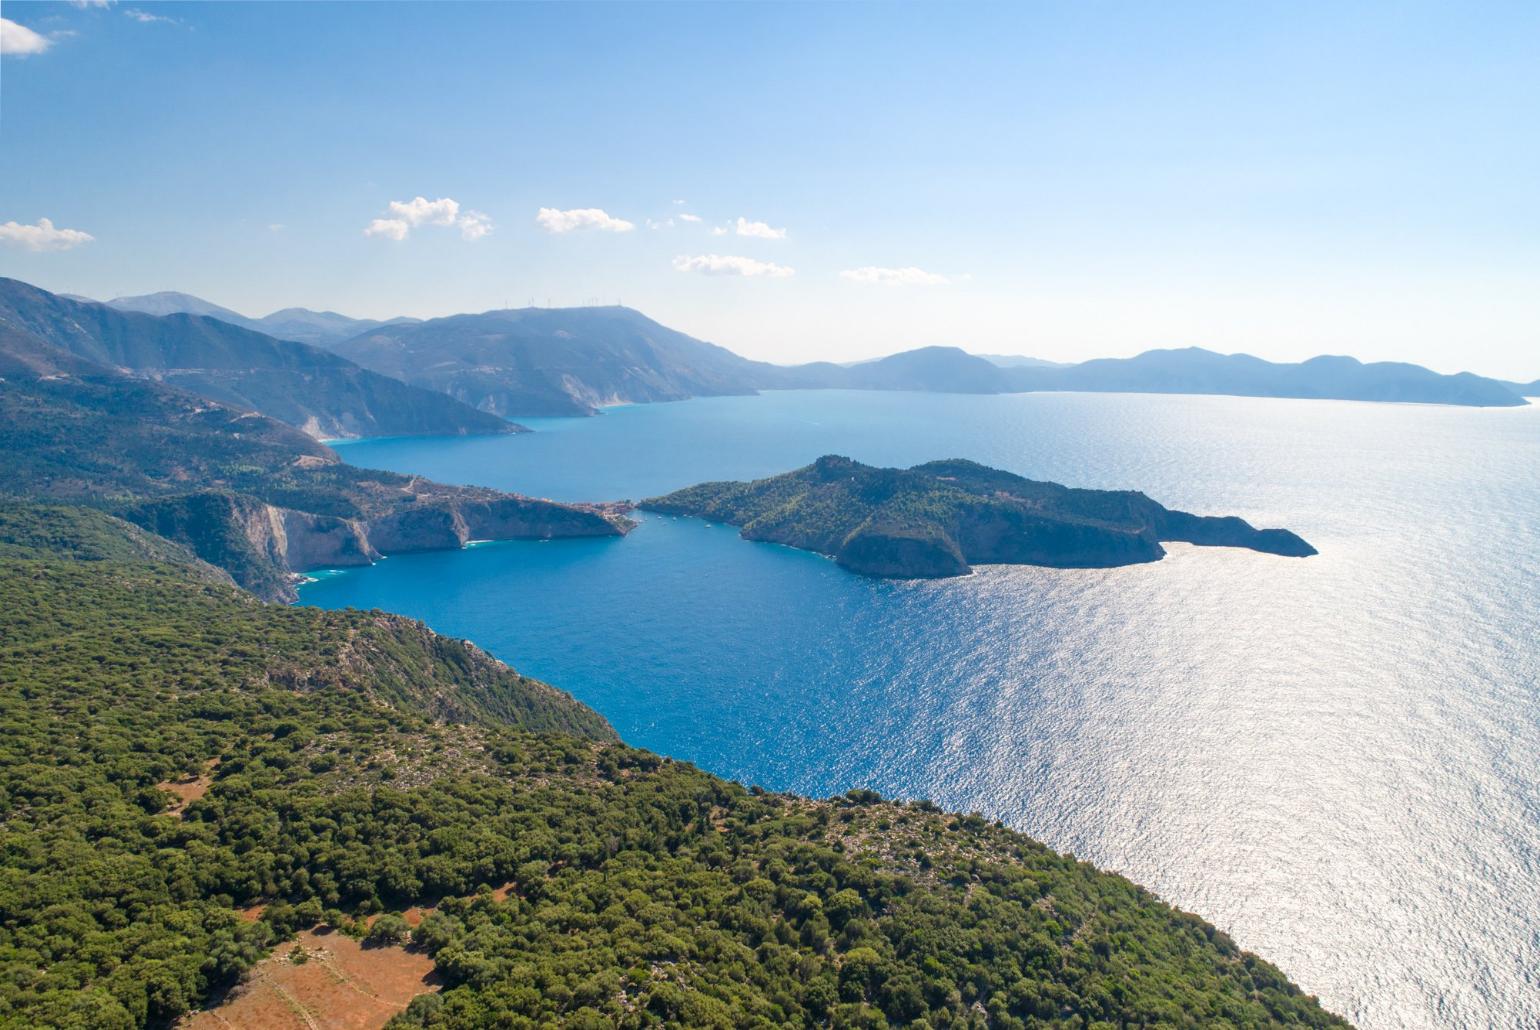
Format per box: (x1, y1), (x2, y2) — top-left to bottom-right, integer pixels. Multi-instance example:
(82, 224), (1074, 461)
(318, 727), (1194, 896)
(302, 390), (1540, 1028)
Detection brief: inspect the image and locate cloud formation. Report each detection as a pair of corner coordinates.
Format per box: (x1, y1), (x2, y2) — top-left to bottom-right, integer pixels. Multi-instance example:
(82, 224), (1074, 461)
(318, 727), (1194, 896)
(1, 17), (52, 55)
(123, 8), (176, 23)
(735, 217), (786, 240)
(0, 217), (95, 251)
(364, 196), (491, 241)
(678, 213), (702, 223)
(672, 254), (795, 278)
(535, 207), (635, 234)
(840, 266), (950, 286)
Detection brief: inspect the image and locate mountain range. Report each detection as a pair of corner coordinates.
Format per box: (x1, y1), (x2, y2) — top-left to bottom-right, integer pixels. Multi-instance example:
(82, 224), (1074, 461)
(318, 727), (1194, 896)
(106, 289), (421, 345)
(43, 283), (1538, 414)
(1, 280), (507, 439)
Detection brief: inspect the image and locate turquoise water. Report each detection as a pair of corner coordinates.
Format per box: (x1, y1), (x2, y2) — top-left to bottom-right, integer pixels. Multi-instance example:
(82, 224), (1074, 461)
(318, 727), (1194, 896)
(303, 391), (1540, 1028)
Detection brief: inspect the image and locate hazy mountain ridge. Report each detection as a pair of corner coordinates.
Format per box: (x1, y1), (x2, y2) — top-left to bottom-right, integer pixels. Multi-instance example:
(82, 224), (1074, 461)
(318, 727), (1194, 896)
(1, 280), (513, 439)
(106, 289), (421, 345)
(83, 286), (1531, 412)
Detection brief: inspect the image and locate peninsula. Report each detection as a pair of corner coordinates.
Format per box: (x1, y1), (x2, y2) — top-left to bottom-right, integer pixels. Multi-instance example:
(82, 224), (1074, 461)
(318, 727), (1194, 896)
(643, 455), (1316, 577)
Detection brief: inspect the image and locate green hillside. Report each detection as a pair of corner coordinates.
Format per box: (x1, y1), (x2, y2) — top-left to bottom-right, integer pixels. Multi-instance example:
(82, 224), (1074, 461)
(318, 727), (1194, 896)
(0, 509), (1344, 1028)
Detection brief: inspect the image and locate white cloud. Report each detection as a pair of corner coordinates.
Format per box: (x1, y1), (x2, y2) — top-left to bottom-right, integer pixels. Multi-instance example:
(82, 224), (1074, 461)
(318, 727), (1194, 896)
(673, 254), (795, 278)
(363, 218), (410, 241)
(1, 17), (52, 55)
(678, 213), (702, 223)
(0, 217), (95, 251)
(535, 207), (635, 233)
(710, 225), (728, 236)
(364, 196), (491, 241)
(68, 1), (114, 7)
(388, 196), (460, 226)
(123, 8), (176, 23)
(645, 217), (675, 230)
(735, 217), (786, 240)
(268, 223), (285, 232)
(840, 266), (950, 286)
(457, 209), (492, 240)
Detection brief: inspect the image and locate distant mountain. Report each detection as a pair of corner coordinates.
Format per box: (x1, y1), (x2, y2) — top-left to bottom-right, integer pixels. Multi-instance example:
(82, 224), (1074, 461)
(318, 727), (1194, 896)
(1, 279), (514, 439)
(104, 289), (252, 324)
(798, 346), (1006, 393)
(644, 454), (1315, 578)
(979, 353), (1070, 368)
(85, 288), (1534, 411)
(998, 348), (1528, 407)
(0, 330), (630, 598)
(1505, 378), (1540, 397)
(324, 305), (767, 416)
(105, 290), (420, 345)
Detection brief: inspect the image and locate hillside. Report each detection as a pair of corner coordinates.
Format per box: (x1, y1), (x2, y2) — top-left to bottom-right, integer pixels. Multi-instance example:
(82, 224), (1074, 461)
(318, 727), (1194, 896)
(0, 335), (630, 599)
(106, 289), (421, 346)
(0, 503), (234, 587)
(0, 279), (512, 439)
(324, 306), (767, 416)
(644, 455), (1315, 577)
(0, 511), (1345, 1028)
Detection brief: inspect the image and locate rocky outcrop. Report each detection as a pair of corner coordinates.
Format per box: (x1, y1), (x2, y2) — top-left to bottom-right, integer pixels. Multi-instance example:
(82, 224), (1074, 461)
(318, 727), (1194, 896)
(1158, 511), (1317, 557)
(366, 497), (633, 554)
(643, 455), (1315, 579)
(272, 508), (379, 570)
(367, 505), (470, 554)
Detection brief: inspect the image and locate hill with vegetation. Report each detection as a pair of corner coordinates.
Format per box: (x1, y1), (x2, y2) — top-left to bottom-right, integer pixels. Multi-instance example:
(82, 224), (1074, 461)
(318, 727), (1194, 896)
(0, 334), (630, 599)
(644, 455), (1315, 578)
(0, 508), (1345, 1028)
(0, 503), (233, 587)
(0, 278), (512, 439)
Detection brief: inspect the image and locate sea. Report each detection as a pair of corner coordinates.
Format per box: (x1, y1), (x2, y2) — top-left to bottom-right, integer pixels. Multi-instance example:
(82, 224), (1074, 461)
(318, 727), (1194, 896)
(300, 389), (1540, 1028)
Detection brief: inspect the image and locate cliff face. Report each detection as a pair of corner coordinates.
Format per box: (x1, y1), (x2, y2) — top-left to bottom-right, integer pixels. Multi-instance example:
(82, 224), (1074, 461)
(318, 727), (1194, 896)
(643, 455), (1314, 578)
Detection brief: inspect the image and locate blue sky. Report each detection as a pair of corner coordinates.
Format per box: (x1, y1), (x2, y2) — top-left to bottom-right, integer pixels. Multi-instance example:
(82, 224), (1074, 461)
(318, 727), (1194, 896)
(1, 1), (1536, 376)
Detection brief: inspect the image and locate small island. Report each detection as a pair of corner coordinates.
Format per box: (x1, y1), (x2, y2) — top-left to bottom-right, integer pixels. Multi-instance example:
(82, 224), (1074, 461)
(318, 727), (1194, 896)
(642, 454), (1316, 578)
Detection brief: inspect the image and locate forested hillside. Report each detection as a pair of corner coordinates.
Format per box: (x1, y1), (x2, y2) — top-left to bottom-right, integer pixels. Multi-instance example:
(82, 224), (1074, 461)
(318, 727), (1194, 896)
(0, 509), (1346, 1028)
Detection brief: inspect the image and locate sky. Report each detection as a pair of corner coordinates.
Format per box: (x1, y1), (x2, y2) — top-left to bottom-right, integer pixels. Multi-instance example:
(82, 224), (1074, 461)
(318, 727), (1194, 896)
(1, 1), (1536, 378)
